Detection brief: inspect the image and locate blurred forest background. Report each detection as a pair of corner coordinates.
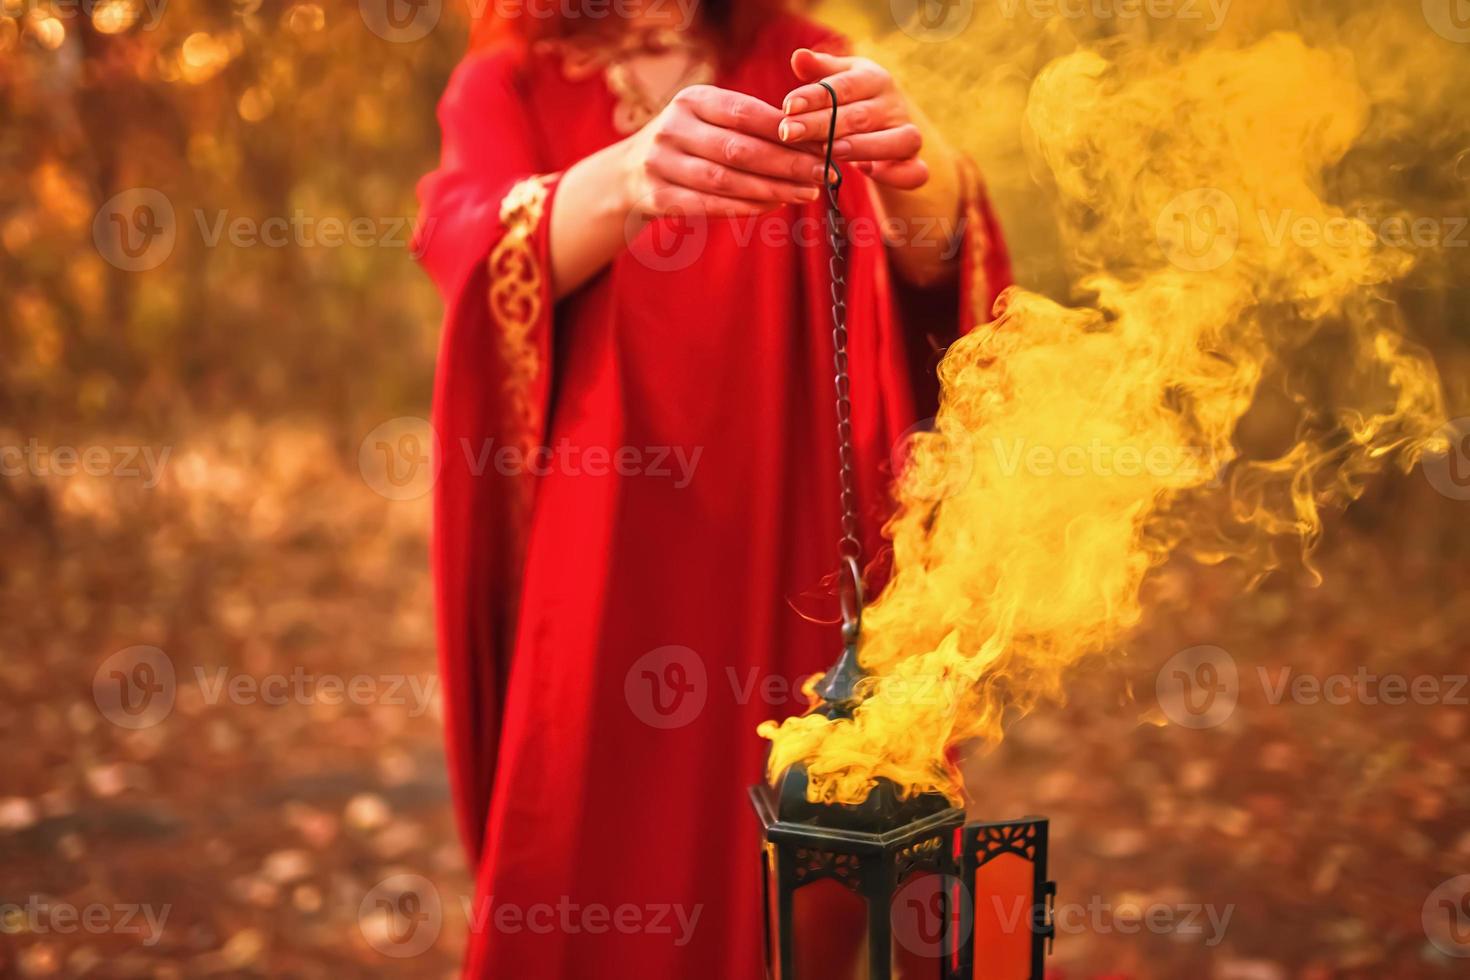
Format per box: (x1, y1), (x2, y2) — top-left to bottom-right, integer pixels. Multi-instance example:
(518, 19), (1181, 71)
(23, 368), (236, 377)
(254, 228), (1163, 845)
(1, 0), (1468, 977)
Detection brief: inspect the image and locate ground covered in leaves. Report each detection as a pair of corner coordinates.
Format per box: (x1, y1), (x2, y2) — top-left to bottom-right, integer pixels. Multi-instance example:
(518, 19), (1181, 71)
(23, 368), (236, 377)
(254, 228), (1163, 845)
(973, 477), (1470, 980)
(1, 418), (1465, 979)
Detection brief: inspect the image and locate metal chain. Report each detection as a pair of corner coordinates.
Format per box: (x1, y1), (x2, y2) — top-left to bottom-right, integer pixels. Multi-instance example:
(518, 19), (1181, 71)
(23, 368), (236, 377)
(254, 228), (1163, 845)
(817, 81), (860, 570)
(826, 192), (860, 566)
(817, 81), (864, 644)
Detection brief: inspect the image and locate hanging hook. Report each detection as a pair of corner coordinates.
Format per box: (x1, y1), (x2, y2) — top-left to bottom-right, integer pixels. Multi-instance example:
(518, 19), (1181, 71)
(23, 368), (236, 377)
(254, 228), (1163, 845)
(837, 554), (863, 646)
(818, 80), (842, 195)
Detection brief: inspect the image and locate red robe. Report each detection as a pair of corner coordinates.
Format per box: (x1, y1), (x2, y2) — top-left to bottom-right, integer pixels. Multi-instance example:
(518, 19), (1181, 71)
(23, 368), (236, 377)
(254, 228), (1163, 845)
(415, 14), (1012, 978)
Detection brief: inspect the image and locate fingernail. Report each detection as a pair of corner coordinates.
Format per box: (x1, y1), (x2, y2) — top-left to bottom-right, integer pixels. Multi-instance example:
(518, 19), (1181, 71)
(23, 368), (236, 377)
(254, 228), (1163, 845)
(832, 139), (852, 157)
(811, 164), (826, 182)
(799, 187), (820, 201)
(784, 96), (807, 114)
(779, 120), (805, 142)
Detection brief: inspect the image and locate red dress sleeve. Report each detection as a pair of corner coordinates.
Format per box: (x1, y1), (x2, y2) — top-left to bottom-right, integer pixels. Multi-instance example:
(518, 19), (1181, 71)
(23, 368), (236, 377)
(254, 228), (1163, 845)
(414, 48), (560, 866)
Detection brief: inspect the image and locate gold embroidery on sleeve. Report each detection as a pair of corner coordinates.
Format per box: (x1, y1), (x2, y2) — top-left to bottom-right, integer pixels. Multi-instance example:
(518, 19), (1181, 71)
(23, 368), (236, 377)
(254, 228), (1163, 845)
(488, 174), (554, 446)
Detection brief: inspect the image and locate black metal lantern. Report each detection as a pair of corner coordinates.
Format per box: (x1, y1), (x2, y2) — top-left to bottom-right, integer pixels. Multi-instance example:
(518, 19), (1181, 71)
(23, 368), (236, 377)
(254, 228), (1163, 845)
(748, 638), (1057, 980)
(749, 774), (963, 979)
(749, 85), (1057, 980)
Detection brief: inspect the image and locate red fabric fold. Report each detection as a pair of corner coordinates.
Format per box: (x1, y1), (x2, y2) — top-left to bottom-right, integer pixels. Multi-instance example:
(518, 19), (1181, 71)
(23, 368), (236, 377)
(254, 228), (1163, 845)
(416, 48), (562, 866)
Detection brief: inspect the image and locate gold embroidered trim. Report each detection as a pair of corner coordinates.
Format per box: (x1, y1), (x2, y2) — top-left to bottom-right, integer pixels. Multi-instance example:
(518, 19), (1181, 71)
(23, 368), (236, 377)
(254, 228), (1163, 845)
(488, 174), (554, 449)
(956, 156), (993, 323)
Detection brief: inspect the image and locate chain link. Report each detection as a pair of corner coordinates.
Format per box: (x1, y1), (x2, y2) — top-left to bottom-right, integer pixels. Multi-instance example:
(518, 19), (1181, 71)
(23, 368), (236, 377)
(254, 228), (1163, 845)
(825, 192), (861, 567)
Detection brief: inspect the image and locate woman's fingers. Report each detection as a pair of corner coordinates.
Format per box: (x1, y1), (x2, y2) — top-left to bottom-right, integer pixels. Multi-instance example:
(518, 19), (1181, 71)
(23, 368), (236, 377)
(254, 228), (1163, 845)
(676, 85), (786, 143)
(667, 117), (827, 184)
(778, 98), (895, 143)
(646, 148), (823, 205)
(783, 56), (886, 115)
(788, 47), (857, 86)
(866, 157), (930, 190)
(645, 184), (777, 219)
(828, 124), (924, 162)
(780, 51), (926, 188)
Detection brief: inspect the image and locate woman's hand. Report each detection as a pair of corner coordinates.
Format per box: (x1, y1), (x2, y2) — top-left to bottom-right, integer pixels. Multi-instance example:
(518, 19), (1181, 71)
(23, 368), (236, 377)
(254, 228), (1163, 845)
(777, 49), (929, 191)
(620, 84), (828, 219)
(778, 47), (966, 287)
(552, 84), (825, 296)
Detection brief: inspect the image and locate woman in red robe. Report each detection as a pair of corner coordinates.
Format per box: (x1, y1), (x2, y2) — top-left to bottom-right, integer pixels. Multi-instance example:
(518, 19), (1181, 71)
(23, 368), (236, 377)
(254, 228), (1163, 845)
(414, 2), (1012, 976)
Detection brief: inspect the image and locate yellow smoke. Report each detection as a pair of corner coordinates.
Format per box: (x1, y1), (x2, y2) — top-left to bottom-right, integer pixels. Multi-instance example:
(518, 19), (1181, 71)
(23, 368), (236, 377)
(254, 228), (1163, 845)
(760, 2), (1458, 805)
